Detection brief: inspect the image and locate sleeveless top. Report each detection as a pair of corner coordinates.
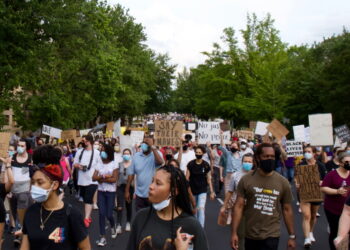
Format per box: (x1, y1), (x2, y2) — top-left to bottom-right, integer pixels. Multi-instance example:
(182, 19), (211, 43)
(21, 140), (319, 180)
(11, 153), (32, 193)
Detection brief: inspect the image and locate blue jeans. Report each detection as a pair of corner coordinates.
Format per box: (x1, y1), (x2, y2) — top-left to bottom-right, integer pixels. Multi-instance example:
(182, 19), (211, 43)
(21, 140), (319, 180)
(286, 167), (294, 183)
(97, 191), (116, 236)
(194, 193), (207, 227)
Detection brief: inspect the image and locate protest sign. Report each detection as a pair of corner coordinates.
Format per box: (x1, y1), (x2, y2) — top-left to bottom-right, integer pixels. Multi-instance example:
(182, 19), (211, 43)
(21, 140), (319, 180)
(295, 165), (323, 203)
(79, 129), (91, 137)
(0, 132), (11, 158)
(186, 122), (197, 131)
(304, 127), (310, 143)
(334, 125), (350, 143)
(267, 119), (289, 140)
(105, 121), (114, 138)
(42, 125), (62, 139)
(220, 121), (230, 132)
(197, 122), (221, 144)
(255, 121), (269, 136)
(293, 125), (306, 142)
(236, 130), (254, 140)
(130, 131), (144, 145)
(309, 113), (333, 146)
(249, 121), (257, 130)
(73, 137), (82, 146)
(114, 119), (121, 137)
(286, 141), (304, 157)
(182, 132), (196, 142)
(221, 131), (231, 144)
(120, 135), (133, 151)
(334, 136), (348, 149)
(61, 130), (77, 141)
(154, 121), (183, 147)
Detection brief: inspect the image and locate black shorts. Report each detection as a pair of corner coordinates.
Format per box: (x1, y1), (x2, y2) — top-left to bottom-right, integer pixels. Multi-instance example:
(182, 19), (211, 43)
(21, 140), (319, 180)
(79, 185), (97, 204)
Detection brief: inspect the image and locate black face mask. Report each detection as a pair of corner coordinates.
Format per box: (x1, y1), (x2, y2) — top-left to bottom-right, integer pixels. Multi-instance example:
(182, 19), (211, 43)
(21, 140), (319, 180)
(183, 145), (188, 151)
(195, 154), (202, 160)
(165, 154), (173, 161)
(344, 162), (350, 171)
(231, 148), (238, 153)
(259, 159), (275, 173)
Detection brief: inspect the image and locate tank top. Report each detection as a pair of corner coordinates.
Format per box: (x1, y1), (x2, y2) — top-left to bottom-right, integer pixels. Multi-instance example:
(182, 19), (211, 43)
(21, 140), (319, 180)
(11, 153), (32, 193)
(60, 157), (70, 182)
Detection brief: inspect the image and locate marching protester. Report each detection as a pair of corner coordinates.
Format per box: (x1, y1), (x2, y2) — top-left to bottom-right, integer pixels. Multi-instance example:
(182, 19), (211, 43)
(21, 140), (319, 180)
(175, 141), (195, 174)
(207, 144), (223, 196)
(92, 143), (118, 246)
(73, 134), (102, 228)
(334, 194), (350, 248)
(20, 145), (90, 249)
(9, 139), (33, 245)
(116, 148), (133, 234)
(321, 151), (350, 250)
(295, 146), (327, 247)
(231, 143), (296, 250)
(220, 153), (254, 248)
(125, 137), (164, 212)
(186, 145), (215, 227)
(126, 165), (209, 250)
(325, 147), (341, 172)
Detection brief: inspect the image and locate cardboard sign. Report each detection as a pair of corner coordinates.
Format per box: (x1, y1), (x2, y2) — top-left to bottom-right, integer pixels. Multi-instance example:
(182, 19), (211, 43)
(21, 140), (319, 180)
(42, 125), (62, 139)
(154, 121), (183, 147)
(309, 113), (333, 146)
(236, 130), (254, 140)
(120, 135), (133, 151)
(249, 121), (257, 130)
(295, 165), (323, 203)
(73, 137), (82, 146)
(197, 122), (221, 144)
(0, 132), (11, 158)
(334, 125), (350, 143)
(286, 141), (304, 157)
(267, 119), (289, 140)
(130, 131), (144, 146)
(255, 121), (269, 136)
(293, 125), (306, 142)
(61, 130), (77, 141)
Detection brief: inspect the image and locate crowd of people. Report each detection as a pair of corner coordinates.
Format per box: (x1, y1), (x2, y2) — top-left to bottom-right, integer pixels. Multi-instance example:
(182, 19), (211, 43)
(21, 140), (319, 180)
(0, 126), (349, 250)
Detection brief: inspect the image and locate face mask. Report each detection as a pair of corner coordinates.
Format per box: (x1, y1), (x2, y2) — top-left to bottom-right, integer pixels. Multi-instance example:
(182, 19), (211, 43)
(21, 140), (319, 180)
(152, 197), (171, 211)
(259, 159), (275, 173)
(141, 143), (149, 153)
(182, 145), (188, 151)
(123, 155), (131, 161)
(8, 151), (15, 157)
(93, 145), (100, 150)
(165, 154), (172, 161)
(31, 185), (52, 203)
(101, 151), (108, 160)
(240, 145), (247, 150)
(347, 151), (350, 154)
(114, 146), (120, 152)
(344, 162), (350, 171)
(230, 148), (238, 153)
(195, 154), (202, 160)
(304, 153), (313, 160)
(17, 147), (25, 154)
(242, 162), (253, 171)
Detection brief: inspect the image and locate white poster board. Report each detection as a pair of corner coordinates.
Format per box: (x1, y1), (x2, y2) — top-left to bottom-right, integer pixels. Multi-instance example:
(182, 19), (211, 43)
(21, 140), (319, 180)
(222, 131), (231, 144)
(309, 114), (333, 146)
(255, 121), (269, 136)
(114, 119), (121, 137)
(42, 125), (62, 139)
(120, 135), (133, 151)
(79, 129), (91, 137)
(130, 131), (144, 146)
(197, 122), (220, 144)
(286, 141), (304, 157)
(293, 125), (305, 142)
(187, 123), (196, 131)
(304, 127), (310, 144)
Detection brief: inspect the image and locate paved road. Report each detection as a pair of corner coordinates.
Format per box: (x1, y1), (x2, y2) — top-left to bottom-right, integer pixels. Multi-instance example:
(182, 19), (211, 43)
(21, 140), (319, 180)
(4, 187), (332, 250)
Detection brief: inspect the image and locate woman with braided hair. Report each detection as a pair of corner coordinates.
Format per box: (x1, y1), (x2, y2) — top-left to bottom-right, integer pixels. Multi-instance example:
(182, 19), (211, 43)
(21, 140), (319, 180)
(126, 165), (208, 250)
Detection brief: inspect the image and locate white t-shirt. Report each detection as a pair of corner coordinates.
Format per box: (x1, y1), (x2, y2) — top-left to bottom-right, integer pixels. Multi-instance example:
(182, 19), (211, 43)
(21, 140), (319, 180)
(95, 161), (118, 192)
(73, 148), (101, 186)
(175, 150), (195, 173)
(240, 147), (254, 156)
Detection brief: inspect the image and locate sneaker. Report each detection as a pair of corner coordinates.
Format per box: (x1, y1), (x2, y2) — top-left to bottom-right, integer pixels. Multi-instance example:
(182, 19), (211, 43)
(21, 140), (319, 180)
(93, 204), (98, 210)
(84, 218), (91, 228)
(13, 235), (21, 247)
(96, 237), (107, 247)
(309, 232), (316, 242)
(316, 212), (320, 217)
(116, 225), (122, 235)
(304, 238), (312, 248)
(125, 222), (131, 232)
(111, 227), (117, 239)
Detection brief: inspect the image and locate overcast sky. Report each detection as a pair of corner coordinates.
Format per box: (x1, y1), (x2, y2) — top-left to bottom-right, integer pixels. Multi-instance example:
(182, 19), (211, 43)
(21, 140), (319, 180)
(108, 0), (350, 72)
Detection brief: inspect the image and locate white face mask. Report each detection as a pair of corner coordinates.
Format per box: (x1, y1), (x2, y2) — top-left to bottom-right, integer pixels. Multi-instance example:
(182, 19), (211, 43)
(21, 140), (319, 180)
(93, 145), (100, 150)
(30, 184), (53, 203)
(152, 196), (171, 211)
(241, 145), (247, 150)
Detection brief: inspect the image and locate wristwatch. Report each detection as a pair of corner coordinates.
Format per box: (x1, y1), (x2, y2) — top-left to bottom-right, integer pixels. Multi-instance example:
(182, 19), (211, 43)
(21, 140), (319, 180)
(289, 235), (296, 239)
